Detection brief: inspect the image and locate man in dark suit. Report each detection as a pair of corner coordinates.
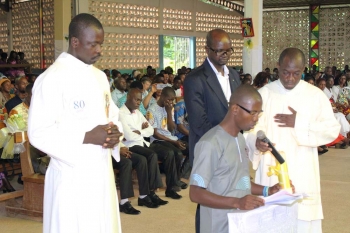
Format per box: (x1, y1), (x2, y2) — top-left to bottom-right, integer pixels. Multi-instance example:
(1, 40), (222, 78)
(184, 29), (241, 165)
(184, 28), (241, 233)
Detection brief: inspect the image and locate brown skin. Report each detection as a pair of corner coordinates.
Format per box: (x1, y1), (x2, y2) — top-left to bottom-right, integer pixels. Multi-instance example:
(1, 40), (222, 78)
(339, 75), (346, 87)
(148, 92), (186, 150)
(190, 88), (292, 210)
(142, 83), (157, 109)
(16, 77), (29, 99)
(73, 25), (122, 147)
(120, 147), (132, 158)
(125, 89), (144, 135)
(205, 29), (232, 75)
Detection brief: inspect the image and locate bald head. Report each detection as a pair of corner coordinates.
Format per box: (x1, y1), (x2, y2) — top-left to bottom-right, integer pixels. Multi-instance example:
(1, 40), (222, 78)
(206, 29), (230, 47)
(229, 84), (262, 107)
(278, 48), (306, 66)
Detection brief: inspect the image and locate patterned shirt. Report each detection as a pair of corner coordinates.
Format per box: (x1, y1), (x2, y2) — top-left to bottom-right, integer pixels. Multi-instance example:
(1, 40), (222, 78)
(174, 100), (189, 139)
(146, 103), (178, 143)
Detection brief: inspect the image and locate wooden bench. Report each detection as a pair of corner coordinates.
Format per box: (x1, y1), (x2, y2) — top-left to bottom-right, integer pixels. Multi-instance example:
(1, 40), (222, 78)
(6, 141), (44, 221)
(0, 63), (33, 74)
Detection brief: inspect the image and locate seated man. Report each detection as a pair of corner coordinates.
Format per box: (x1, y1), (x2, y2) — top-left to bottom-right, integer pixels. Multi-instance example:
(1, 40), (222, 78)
(189, 85), (287, 233)
(119, 88), (181, 199)
(117, 81), (147, 115)
(146, 87), (188, 193)
(111, 77), (127, 106)
(172, 76), (182, 97)
(113, 143), (158, 215)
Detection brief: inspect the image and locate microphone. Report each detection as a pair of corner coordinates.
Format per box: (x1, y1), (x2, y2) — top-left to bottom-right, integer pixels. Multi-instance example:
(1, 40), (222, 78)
(256, 130), (285, 164)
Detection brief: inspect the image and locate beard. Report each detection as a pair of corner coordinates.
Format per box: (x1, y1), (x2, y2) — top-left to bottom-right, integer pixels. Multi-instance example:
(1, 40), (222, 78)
(18, 89), (26, 94)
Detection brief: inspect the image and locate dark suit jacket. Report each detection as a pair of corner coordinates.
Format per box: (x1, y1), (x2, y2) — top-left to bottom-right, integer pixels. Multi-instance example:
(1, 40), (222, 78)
(183, 59), (241, 165)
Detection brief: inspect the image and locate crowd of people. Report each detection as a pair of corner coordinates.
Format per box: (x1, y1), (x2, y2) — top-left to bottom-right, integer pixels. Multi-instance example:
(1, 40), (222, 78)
(0, 13), (345, 233)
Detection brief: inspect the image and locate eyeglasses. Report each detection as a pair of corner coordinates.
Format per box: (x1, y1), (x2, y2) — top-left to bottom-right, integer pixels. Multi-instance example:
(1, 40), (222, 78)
(236, 104), (263, 117)
(208, 47), (234, 56)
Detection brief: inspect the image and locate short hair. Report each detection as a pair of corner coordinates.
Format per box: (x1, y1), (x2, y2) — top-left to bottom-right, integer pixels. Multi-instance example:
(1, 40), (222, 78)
(153, 74), (164, 83)
(253, 72), (270, 88)
(129, 80), (143, 90)
(244, 73), (251, 79)
(173, 76), (182, 83)
(141, 77), (151, 84)
(325, 75), (334, 82)
(278, 48), (306, 66)
(161, 86), (175, 97)
(304, 75), (315, 83)
(1, 52), (7, 59)
(126, 77), (134, 83)
(241, 77), (251, 85)
(68, 13), (103, 41)
(316, 78), (326, 86)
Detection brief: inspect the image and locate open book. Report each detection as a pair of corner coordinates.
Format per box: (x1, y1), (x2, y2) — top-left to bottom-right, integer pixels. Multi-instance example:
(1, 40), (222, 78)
(263, 189), (310, 205)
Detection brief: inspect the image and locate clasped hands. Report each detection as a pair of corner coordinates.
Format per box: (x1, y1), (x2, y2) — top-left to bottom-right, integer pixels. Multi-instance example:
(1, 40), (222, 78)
(84, 122), (123, 148)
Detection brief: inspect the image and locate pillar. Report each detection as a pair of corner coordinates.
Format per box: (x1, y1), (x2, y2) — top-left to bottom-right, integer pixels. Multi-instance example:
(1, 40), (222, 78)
(54, 0), (71, 59)
(242, 0), (263, 78)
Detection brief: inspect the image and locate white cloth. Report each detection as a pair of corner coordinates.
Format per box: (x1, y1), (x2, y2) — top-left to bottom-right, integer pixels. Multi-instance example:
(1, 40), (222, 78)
(245, 80), (340, 222)
(323, 87), (334, 100)
(297, 219), (322, 233)
(111, 88), (126, 106)
(322, 87), (350, 137)
(331, 85), (342, 101)
(119, 104), (153, 147)
(174, 88), (182, 97)
(333, 112), (350, 137)
(28, 52), (122, 233)
(206, 57), (231, 103)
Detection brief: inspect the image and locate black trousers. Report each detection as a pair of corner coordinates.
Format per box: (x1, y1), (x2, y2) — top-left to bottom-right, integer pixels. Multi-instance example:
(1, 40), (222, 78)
(113, 151), (150, 199)
(152, 140), (189, 185)
(149, 142), (179, 191)
(129, 145), (163, 190)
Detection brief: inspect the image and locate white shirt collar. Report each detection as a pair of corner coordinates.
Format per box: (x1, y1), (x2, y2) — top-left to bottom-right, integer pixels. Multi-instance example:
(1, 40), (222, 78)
(206, 57), (229, 77)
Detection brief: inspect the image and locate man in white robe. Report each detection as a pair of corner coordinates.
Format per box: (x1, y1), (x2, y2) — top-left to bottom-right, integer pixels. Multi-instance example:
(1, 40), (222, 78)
(28, 14), (123, 233)
(245, 48), (340, 233)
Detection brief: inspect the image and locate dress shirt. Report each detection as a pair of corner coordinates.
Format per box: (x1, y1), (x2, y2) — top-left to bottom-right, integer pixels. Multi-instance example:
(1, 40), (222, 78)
(111, 88), (126, 106)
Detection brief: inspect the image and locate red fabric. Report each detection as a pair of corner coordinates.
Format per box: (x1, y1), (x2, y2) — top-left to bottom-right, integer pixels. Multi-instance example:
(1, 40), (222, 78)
(326, 134), (345, 147)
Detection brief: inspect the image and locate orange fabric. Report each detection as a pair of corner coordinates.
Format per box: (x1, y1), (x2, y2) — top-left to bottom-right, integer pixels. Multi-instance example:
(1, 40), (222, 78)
(326, 134), (345, 146)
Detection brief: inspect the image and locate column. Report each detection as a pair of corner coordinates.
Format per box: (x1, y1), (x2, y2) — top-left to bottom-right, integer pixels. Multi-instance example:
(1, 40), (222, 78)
(310, 5), (320, 71)
(54, 0), (71, 59)
(242, 0), (263, 78)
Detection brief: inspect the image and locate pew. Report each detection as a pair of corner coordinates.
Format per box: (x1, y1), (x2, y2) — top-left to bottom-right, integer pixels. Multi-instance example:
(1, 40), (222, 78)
(0, 63), (33, 74)
(6, 141), (44, 221)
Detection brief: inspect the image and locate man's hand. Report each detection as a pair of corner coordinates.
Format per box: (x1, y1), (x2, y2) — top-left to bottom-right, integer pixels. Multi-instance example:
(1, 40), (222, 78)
(237, 195), (265, 210)
(274, 106), (296, 128)
(141, 122), (149, 129)
(173, 140), (186, 150)
(150, 84), (157, 94)
(255, 138), (272, 153)
(120, 147), (132, 158)
(268, 183), (281, 195)
(164, 99), (173, 113)
(133, 130), (141, 135)
(83, 122), (123, 148)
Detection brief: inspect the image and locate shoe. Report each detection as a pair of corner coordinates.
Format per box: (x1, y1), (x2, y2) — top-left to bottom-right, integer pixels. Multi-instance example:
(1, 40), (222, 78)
(340, 142), (348, 149)
(119, 202), (141, 215)
(321, 145), (327, 150)
(179, 181), (188, 189)
(165, 190), (182, 199)
(149, 192), (168, 206)
(318, 149), (328, 155)
(138, 196), (159, 208)
(17, 174), (23, 185)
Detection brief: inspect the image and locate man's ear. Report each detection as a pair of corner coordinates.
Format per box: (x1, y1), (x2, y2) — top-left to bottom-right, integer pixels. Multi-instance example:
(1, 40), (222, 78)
(70, 37), (79, 48)
(230, 104), (239, 115)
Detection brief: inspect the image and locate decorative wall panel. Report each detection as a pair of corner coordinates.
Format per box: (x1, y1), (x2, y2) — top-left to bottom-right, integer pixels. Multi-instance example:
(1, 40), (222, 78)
(163, 8), (192, 31)
(196, 12), (241, 34)
(0, 10), (7, 52)
(42, 0), (55, 68)
(89, 1), (159, 28)
(12, 0), (40, 69)
(263, 10), (309, 70)
(94, 33), (159, 70)
(319, 7), (350, 71)
(196, 37), (243, 67)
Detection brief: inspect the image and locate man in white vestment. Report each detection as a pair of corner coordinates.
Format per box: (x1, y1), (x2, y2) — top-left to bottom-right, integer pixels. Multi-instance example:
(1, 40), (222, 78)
(245, 48), (340, 233)
(28, 14), (123, 233)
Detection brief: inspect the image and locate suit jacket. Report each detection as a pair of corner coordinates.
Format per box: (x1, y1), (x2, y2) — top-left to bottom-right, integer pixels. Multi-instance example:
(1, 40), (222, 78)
(184, 59), (241, 165)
